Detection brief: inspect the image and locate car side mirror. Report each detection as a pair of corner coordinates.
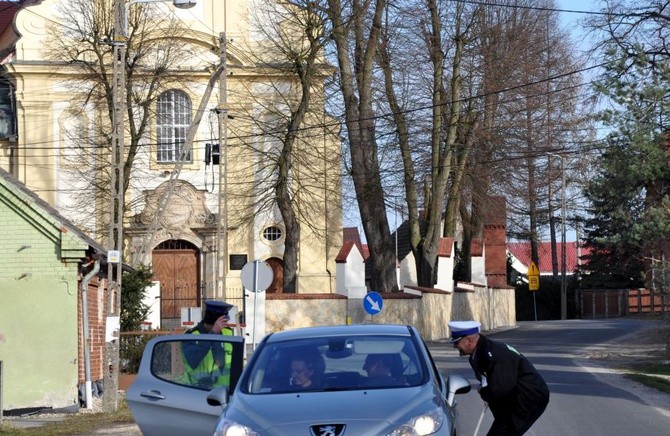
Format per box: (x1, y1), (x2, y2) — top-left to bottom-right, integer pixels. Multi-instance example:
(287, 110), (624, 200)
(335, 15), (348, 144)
(207, 386), (230, 408)
(446, 374), (471, 407)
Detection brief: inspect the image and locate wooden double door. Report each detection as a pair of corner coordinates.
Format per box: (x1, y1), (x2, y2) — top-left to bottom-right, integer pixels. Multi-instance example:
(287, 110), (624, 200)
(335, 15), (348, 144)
(152, 240), (200, 322)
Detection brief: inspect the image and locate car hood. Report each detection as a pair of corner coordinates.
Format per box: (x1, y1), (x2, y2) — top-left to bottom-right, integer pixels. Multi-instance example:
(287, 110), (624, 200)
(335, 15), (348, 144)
(224, 384), (451, 435)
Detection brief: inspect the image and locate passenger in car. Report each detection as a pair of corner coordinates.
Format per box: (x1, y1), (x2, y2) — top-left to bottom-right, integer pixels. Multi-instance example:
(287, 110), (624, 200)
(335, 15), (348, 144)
(362, 354), (404, 387)
(288, 354), (319, 390)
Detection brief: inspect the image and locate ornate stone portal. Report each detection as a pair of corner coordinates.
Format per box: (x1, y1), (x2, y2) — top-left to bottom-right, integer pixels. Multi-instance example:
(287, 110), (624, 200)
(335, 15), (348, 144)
(127, 180), (219, 288)
(136, 180), (215, 231)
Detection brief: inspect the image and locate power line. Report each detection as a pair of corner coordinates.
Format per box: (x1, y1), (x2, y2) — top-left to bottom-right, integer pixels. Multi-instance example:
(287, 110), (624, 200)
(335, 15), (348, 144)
(445, 0), (618, 17)
(10, 57), (608, 151)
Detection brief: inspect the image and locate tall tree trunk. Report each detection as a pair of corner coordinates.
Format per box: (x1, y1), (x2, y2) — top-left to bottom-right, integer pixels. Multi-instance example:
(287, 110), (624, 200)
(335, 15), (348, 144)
(378, 12), (421, 287)
(418, 0), (465, 286)
(327, 0), (398, 292)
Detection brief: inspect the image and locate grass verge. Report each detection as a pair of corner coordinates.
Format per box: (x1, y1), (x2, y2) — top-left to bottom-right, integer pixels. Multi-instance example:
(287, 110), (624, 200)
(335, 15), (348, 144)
(624, 373), (670, 394)
(620, 360), (670, 394)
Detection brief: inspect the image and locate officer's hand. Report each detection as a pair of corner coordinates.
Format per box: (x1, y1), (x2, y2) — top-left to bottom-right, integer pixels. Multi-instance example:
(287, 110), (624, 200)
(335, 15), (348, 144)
(210, 314), (230, 334)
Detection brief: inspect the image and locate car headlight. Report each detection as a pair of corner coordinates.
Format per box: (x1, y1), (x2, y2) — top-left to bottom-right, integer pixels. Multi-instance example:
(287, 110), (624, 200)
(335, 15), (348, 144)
(387, 408), (445, 436)
(213, 418), (261, 436)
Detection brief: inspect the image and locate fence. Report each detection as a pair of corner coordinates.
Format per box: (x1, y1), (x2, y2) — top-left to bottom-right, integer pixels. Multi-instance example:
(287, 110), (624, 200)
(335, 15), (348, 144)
(627, 288), (670, 314)
(580, 288), (670, 318)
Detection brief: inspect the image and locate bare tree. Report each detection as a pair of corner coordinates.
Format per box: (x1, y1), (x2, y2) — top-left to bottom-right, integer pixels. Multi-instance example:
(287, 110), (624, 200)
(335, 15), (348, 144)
(362, 0), (592, 285)
(233, 0), (340, 292)
(486, 2), (592, 268)
(374, 0), (481, 286)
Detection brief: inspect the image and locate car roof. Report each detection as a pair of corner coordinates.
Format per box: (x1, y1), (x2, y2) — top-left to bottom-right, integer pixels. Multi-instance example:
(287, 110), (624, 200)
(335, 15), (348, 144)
(263, 324), (416, 343)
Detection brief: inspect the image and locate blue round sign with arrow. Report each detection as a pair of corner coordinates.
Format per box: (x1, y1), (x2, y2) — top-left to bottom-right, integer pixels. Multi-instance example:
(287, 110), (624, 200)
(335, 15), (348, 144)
(364, 291), (384, 315)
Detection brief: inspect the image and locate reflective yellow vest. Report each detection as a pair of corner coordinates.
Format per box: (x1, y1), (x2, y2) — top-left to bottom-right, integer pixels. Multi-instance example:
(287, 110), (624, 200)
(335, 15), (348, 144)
(182, 326), (233, 389)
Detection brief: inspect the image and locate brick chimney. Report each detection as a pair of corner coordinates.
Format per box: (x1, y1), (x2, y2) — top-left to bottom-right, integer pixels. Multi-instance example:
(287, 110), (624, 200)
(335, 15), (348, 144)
(483, 196), (507, 287)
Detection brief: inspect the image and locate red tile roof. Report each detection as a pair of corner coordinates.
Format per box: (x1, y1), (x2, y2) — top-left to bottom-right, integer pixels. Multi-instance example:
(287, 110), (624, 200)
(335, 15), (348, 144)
(343, 227), (361, 245)
(508, 242), (592, 274)
(335, 241), (360, 263)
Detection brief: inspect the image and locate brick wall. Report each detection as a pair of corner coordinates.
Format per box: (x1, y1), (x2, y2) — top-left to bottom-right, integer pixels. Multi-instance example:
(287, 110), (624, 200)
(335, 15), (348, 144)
(484, 195), (508, 288)
(77, 275), (107, 384)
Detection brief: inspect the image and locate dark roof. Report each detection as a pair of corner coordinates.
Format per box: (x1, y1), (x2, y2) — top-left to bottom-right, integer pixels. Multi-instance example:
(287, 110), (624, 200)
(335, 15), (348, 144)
(343, 227), (368, 259)
(0, 168), (107, 254)
(0, 1), (31, 59)
(343, 227), (361, 245)
(390, 220), (413, 261)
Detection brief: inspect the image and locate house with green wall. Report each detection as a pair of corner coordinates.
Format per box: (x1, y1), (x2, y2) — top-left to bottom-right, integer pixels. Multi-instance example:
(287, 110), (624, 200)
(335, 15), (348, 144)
(0, 168), (107, 413)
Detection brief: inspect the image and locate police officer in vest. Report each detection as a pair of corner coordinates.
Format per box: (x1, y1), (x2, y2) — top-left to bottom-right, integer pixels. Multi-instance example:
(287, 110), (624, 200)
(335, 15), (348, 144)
(182, 300), (235, 389)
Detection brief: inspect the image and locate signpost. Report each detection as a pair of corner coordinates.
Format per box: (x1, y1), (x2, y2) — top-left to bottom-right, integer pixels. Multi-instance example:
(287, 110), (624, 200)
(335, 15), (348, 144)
(528, 262), (540, 321)
(240, 260), (273, 352)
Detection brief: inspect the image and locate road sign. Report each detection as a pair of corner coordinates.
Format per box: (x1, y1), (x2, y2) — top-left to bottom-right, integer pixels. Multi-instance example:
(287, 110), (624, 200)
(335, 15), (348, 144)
(364, 291), (384, 315)
(107, 250), (121, 264)
(241, 260), (274, 292)
(528, 261), (540, 292)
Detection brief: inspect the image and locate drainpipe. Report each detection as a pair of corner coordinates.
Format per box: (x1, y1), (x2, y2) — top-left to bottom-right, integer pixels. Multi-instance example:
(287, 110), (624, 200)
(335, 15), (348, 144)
(81, 258), (100, 409)
(323, 114), (332, 294)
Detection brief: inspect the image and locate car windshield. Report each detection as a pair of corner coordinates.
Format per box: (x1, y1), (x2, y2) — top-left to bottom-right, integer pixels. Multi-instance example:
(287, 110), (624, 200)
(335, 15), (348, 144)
(242, 334), (427, 394)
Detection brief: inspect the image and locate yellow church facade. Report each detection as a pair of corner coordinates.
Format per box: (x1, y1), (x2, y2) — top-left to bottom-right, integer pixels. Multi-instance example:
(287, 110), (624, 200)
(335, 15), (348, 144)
(0, 0), (342, 327)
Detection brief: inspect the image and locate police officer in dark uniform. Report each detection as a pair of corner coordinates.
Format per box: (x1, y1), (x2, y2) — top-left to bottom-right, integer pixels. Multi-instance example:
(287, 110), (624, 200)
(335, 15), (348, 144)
(449, 320), (550, 436)
(182, 301), (235, 388)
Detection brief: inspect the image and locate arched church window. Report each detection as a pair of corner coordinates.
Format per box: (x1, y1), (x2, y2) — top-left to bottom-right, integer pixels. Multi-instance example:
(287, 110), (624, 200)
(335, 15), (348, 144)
(156, 89), (192, 163)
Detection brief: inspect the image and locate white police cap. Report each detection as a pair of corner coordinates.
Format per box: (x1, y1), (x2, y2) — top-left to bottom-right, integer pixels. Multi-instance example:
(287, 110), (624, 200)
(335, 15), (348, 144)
(448, 320), (481, 343)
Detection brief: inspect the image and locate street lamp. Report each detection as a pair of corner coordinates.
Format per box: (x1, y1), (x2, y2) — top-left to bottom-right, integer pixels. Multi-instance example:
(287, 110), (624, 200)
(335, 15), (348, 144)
(548, 153), (567, 320)
(173, 0), (198, 8)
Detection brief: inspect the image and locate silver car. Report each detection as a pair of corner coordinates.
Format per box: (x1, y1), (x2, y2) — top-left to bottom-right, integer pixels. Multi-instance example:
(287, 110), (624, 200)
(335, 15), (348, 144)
(128, 324), (471, 436)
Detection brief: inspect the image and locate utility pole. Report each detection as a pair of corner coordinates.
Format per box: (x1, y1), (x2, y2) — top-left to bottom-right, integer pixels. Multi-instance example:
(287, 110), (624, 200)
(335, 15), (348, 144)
(546, 16), (558, 281)
(549, 153), (567, 320)
(215, 30), (228, 300)
(103, 0), (126, 413)
(560, 156), (567, 320)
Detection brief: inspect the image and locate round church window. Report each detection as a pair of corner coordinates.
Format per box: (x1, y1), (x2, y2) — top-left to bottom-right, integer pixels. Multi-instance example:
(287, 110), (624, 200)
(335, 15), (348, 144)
(263, 226), (283, 242)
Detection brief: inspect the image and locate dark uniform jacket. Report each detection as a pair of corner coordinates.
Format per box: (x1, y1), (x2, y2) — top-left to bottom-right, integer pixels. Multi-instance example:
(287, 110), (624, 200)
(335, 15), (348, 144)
(469, 334), (550, 432)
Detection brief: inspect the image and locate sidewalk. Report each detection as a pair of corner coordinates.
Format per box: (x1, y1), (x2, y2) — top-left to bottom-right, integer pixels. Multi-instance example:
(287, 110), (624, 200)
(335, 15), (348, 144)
(1, 413), (141, 435)
(90, 423), (141, 435)
(0, 395), (141, 435)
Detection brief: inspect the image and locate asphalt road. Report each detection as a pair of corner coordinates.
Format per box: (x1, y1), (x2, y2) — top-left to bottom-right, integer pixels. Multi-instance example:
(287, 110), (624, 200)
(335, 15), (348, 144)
(429, 318), (670, 436)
